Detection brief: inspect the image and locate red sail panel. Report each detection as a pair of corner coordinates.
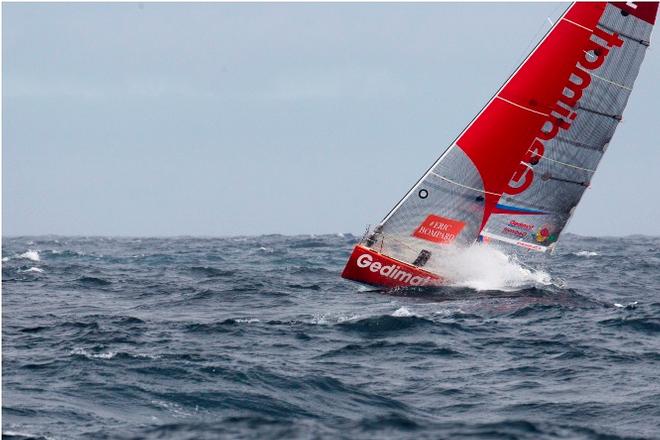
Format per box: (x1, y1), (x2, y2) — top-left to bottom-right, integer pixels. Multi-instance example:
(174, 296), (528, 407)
(611, 1), (658, 24)
(456, 2), (608, 229)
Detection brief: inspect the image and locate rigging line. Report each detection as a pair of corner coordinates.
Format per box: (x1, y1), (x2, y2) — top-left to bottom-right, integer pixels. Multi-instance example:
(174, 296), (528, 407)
(428, 172), (502, 197)
(495, 96), (550, 117)
(576, 64), (633, 91)
(512, 5), (563, 77)
(561, 17), (593, 33)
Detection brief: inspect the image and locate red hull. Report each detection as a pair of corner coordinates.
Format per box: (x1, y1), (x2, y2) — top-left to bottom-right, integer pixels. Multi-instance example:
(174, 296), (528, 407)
(341, 244), (441, 288)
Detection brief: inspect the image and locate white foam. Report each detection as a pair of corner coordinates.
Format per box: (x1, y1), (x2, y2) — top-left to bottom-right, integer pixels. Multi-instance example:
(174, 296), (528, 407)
(427, 243), (553, 291)
(392, 306), (414, 317)
(4, 431), (55, 440)
(574, 250), (598, 257)
(310, 312), (363, 325)
(18, 250), (40, 261)
(151, 399), (194, 417)
(70, 347), (159, 360)
(70, 348), (117, 359)
(21, 267), (44, 273)
(614, 301), (637, 309)
(2, 256), (9, 262)
(433, 308), (465, 317)
(235, 318), (260, 323)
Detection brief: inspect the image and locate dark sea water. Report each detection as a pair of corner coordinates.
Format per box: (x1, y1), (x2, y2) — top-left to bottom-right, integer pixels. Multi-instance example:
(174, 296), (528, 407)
(2, 234), (659, 440)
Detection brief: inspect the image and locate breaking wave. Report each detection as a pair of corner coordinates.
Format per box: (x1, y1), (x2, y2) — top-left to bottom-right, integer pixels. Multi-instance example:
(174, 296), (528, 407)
(18, 250), (40, 262)
(19, 267), (44, 274)
(428, 243), (553, 291)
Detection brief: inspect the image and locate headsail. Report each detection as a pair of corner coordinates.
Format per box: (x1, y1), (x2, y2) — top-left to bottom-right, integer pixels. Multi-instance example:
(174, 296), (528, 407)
(342, 2), (657, 287)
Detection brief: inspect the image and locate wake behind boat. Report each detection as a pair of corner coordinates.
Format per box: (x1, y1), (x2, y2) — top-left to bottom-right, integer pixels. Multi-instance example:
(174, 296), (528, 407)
(342, 2), (657, 288)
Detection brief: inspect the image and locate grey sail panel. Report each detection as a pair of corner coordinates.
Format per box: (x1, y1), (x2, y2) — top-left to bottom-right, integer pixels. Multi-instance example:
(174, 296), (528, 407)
(368, 146), (485, 266)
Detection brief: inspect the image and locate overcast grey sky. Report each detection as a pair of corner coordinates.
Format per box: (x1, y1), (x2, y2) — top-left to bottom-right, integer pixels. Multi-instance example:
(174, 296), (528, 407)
(3, 2), (659, 237)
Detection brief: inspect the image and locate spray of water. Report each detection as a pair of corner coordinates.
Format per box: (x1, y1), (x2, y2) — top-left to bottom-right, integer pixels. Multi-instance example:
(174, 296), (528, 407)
(427, 243), (553, 291)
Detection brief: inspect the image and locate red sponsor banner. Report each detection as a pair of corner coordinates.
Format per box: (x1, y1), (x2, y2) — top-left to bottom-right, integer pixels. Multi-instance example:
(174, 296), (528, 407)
(412, 214), (465, 244)
(341, 245), (440, 288)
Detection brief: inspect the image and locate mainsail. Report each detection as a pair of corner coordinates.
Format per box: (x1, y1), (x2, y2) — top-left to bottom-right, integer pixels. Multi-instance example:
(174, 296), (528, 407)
(342, 2), (657, 287)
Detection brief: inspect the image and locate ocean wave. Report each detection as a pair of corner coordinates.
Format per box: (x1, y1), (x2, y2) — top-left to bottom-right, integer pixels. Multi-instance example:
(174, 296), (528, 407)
(19, 267), (44, 274)
(337, 314), (435, 335)
(184, 319), (250, 334)
(18, 250), (40, 261)
(2, 429), (53, 440)
(188, 266), (237, 278)
(70, 347), (160, 360)
(599, 317), (660, 334)
(3, 234), (659, 440)
(573, 250), (599, 257)
(391, 306), (415, 317)
(47, 249), (85, 258)
(355, 412), (420, 432)
(426, 244), (553, 291)
(77, 276), (112, 286)
(320, 340), (460, 358)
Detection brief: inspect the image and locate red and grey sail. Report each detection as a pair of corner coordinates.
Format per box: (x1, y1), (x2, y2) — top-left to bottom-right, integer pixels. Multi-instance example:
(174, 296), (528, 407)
(342, 2), (657, 287)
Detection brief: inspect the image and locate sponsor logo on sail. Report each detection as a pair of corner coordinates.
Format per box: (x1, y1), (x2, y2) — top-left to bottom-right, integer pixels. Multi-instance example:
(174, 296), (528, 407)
(355, 253), (434, 286)
(505, 26), (624, 195)
(502, 220), (535, 238)
(503, 227), (526, 238)
(413, 214), (465, 244)
(535, 224), (557, 243)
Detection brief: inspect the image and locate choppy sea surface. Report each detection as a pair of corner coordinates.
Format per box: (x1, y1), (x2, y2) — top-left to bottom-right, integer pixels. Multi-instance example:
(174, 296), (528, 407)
(2, 234), (659, 440)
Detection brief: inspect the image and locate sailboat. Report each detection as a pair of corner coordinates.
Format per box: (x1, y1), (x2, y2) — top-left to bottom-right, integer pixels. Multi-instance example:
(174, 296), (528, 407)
(342, 2), (657, 288)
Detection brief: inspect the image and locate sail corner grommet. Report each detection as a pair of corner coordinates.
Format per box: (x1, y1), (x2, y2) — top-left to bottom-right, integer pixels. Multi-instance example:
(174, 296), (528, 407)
(418, 189), (429, 199)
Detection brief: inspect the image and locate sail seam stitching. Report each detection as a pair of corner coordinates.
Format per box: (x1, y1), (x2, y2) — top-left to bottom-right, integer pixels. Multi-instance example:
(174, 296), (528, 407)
(495, 96), (550, 117)
(428, 172), (502, 197)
